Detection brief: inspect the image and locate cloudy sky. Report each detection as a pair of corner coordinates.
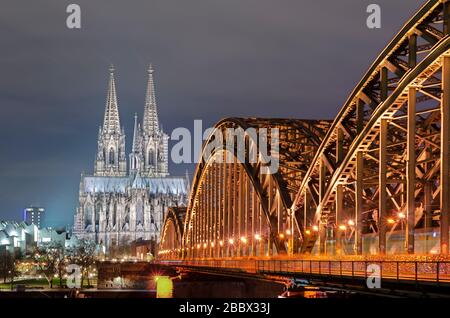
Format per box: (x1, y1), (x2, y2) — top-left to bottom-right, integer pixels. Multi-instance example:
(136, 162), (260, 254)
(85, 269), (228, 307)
(0, 0), (424, 227)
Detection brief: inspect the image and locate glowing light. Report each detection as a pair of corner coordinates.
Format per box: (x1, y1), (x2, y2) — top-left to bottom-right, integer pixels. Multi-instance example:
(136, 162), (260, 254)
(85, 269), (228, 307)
(312, 225), (319, 232)
(279, 233), (285, 239)
(155, 276), (173, 298)
(347, 220), (355, 226)
(219, 240), (224, 247)
(305, 230), (311, 235)
(211, 242), (215, 248)
(338, 225), (347, 231)
(398, 212), (406, 219)
(240, 236), (247, 244)
(203, 243), (207, 248)
(387, 218), (395, 224)
(228, 238), (234, 245)
(196, 244), (201, 249)
(254, 234), (261, 241)
(286, 229), (291, 236)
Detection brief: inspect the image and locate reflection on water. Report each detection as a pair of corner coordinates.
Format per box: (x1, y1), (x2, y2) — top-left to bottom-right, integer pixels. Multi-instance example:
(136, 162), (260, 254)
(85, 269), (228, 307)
(157, 272), (356, 298)
(278, 278), (357, 298)
(279, 286), (354, 298)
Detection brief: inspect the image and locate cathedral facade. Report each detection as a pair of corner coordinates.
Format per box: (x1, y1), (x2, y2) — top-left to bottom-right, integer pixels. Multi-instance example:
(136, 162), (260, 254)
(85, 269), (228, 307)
(73, 65), (188, 253)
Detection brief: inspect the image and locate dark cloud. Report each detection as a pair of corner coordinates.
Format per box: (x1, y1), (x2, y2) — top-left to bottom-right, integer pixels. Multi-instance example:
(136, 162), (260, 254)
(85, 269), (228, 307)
(0, 0), (424, 226)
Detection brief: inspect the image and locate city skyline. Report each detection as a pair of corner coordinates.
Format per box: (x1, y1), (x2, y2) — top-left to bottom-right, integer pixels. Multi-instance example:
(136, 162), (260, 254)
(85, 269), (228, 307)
(0, 0), (423, 227)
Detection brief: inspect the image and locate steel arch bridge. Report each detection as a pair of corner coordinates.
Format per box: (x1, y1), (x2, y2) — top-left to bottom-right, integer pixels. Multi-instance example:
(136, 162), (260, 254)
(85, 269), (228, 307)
(159, 0), (450, 260)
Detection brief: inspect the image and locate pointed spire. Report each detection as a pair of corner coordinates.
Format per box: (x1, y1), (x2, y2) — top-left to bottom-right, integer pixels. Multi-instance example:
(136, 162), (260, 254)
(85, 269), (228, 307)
(132, 113), (141, 153)
(103, 64), (121, 134)
(185, 170), (191, 190)
(143, 64), (159, 136)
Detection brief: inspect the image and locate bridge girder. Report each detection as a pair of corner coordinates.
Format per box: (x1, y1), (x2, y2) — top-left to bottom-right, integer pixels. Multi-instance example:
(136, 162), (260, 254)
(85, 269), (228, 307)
(159, 0), (450, 259)
(178, 118), (329, 259)
(293, 0), (450, 255)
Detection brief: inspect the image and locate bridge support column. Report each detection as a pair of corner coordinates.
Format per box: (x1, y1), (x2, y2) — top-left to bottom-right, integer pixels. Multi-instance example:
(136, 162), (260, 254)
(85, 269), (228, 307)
(319, 222), (327, 255)
(355, 151), (364, 255)
(424, 173), (433, 252)
(336, 185), (344, 255)
(238, 165), (244, 257)
(335, 126), (344, 255)
(318, 157), (326, 255)
(441, 55), (450, 254)
(228, 165), (233, 257)
(379, 119), (388, 255)
(251, 185), (256, 257)
(406, 87), (416, 254)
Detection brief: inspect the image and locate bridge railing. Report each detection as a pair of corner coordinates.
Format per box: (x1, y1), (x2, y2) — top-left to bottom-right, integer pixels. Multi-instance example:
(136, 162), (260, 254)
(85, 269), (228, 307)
(163, 259), (450, 284)
(257, 260), (450, 284)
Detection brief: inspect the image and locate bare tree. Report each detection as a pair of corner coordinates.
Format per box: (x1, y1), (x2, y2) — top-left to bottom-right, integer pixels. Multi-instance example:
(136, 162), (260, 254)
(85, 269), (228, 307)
(67, 239), (96, 288)
(33, 242), (65, 288)
(0, 251), (19, 286)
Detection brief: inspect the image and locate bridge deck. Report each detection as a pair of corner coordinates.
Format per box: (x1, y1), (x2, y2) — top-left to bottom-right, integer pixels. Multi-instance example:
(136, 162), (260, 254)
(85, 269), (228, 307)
(160, 259), (450, 285)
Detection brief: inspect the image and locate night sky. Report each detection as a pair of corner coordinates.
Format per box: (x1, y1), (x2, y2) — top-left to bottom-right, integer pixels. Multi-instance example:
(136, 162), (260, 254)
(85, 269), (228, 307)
(0, 0), (424, 227)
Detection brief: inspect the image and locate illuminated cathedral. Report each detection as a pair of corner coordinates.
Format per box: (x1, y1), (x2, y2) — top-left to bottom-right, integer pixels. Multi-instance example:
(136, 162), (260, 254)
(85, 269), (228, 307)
(73, 65), (188, 253)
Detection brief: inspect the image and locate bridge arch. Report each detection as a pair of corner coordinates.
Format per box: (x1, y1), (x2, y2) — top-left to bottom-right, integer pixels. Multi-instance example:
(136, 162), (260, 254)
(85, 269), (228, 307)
(293, 0), (450, 255)
(159, 0), (450, 259)
(179, 118), (329, 259)
(159, 207), (186, 260)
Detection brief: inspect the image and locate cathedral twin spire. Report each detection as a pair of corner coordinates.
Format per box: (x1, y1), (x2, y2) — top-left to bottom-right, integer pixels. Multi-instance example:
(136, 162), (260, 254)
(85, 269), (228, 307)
(143, 65), (160, 136)
(103, 65), (121, 134)
(95, 64), (169, 177)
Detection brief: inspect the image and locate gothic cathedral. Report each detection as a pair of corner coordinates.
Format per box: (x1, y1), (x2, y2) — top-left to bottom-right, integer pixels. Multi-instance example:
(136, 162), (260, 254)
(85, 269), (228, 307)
(73, 65), (189, 254)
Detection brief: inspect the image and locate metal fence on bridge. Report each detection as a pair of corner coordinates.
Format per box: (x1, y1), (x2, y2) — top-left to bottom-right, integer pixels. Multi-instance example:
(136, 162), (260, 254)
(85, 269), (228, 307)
(169, 259), (450, 284)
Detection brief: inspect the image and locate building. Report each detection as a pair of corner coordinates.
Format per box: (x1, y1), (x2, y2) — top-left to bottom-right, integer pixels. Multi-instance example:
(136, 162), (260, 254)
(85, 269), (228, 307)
(130, 238), (156, 261)
(73, 65), (189, 254)
(23, 206), (45, 228)
(0, 221), (75, 256)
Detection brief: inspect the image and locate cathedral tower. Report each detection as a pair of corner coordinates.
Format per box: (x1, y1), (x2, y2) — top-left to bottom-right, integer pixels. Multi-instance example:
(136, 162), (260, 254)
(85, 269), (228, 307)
(74, 64), (189, 254)
(94, 65), (127, 176)
(129, 113), (143, 174)
(141, 65), (169, 177)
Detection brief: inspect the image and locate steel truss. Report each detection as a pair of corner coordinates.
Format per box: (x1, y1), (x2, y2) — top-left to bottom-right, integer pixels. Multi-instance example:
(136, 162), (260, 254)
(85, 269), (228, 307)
(160, 0), (450, 259)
